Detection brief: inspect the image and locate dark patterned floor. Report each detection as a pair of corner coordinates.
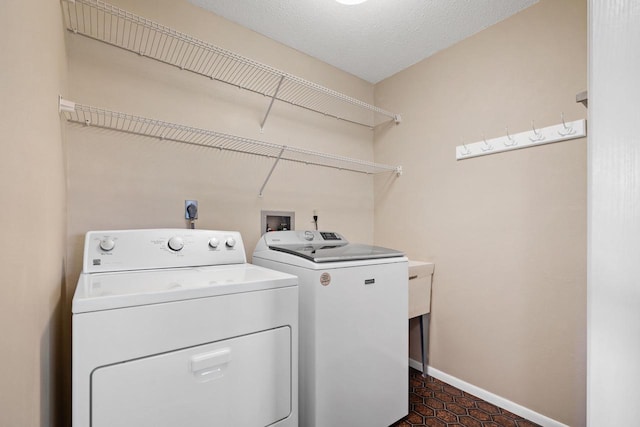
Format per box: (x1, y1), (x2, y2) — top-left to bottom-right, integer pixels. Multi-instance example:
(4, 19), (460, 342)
(390, 369), (541, 427)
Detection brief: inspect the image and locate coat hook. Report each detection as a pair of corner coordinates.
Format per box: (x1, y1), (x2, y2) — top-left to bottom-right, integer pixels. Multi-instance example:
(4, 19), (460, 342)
(504, 127), (517, 146)
(481, 134), (493, 152)
(529, 120), (545, 142)
(460, 139), (472, 156)
(558, 113), (576, 136)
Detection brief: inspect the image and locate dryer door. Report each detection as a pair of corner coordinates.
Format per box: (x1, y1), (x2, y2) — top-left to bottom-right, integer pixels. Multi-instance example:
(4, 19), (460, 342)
(91, 326), (292, 427)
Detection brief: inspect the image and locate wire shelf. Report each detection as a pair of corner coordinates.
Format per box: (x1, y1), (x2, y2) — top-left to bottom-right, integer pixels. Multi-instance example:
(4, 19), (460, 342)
(61, 0), (401, 129)
(59, 98), (402, 184)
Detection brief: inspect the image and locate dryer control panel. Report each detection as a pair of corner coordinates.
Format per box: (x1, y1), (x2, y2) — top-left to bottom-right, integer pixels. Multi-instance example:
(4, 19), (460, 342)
(83, 229), (246, 273)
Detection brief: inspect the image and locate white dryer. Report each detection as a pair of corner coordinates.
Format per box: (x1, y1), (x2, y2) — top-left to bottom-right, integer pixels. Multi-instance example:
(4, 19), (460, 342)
(72, 229), (298, 427)
(252, 230), (408, 427)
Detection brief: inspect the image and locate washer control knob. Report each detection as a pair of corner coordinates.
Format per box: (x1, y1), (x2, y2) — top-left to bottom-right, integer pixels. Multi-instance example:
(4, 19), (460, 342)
(225, 237), (236, 248)
(167, 236), (184, 251)
(99, 237), (115, 252)
(208, 237), (220, 249)
(304, 231), (314, 241)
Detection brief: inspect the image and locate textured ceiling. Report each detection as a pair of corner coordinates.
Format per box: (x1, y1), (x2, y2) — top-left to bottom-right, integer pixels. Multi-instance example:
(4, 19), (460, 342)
(188, 0), (539, 83)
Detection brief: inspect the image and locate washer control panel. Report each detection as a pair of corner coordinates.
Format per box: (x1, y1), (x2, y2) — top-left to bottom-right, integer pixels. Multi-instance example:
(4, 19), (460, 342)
(83, 229), (246, 273)
(263, 230), (347, 245)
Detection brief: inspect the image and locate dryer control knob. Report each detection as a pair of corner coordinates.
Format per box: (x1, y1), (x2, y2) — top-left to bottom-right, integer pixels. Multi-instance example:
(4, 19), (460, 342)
(304, 231), (314, 241)
(168, 236), (184, 251)
(208, 237), (220, 249)
(99, 237), (115, 252)
(225, 237), (236, 248)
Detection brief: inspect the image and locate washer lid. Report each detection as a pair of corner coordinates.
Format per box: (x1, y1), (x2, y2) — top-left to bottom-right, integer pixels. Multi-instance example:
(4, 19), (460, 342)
(72, 264), (297, 314)
(268, 243), (405, 263)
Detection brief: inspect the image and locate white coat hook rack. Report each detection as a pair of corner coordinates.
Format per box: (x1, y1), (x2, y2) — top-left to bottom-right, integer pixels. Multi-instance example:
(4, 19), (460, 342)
(456, 116), (586, 161)
(558, 113), (577, 136)
(458, 138), (472, 157)
(529, 120), (545, 142)
(504, 127), (517, 147)
(481, 134), (493, 152)
(58, 97), (403, 196)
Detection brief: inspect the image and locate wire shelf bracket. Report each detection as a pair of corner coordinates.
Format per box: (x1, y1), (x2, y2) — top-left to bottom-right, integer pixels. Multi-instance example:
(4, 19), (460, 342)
(59, 97), (402, 196)
(260, 75), (285, 132)
(61, 0), (402, 130)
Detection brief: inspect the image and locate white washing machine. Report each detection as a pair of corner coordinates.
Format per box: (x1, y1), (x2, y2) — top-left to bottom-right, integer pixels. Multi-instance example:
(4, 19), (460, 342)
(252, 230), (408, 427)
(72, 229), (298, 427)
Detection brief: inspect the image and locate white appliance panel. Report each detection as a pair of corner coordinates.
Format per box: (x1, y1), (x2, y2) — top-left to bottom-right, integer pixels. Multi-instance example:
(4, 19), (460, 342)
(314, 262), (408, 427)
(73, 285), (298, 427)
(92, 327), (291, 427)
(73, 229), (298, 427)
(252, 256), (408, 427)
(83, 229), (246, 273)
(73, 263), (296, 313)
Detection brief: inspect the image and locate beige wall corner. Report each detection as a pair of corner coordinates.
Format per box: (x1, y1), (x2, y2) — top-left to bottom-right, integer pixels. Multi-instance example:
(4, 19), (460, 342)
(0, 0), (68, 426)
(374, 0), (586, 425)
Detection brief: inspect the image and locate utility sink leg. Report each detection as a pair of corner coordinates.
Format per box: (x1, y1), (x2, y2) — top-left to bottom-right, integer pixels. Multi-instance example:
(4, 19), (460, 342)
(419, 313), (430, 377)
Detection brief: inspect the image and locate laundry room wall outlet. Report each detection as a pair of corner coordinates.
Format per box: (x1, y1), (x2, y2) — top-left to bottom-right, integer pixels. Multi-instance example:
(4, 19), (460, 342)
(185, 200), (198, 220)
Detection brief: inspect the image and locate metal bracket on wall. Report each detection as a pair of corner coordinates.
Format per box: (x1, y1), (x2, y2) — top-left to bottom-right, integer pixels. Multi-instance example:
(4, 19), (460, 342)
(260, 75), (285, 131)
(259, 147), (285, 197)
(576, 91), (588, 108)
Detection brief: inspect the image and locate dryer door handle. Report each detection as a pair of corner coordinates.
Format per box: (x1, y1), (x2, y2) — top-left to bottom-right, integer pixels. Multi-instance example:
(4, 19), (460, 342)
(190, 348), (231, 380)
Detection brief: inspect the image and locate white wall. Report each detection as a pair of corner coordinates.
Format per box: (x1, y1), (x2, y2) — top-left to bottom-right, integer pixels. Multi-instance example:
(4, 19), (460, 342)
(588, 1), (640, 425)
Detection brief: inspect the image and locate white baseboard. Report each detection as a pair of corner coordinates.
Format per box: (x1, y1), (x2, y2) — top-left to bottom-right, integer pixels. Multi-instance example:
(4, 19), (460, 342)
(407, 359), (568, 427)
(409, 357), (423, 372)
